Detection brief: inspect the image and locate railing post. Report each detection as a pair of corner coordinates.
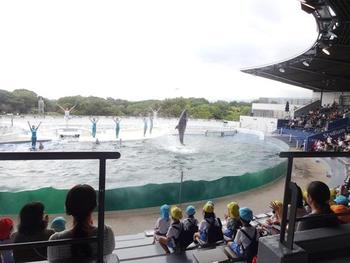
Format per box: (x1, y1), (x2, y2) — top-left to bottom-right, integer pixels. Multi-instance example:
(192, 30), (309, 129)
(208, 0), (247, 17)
(280, 157), (293, 244)
(97, 158), (106, 263)
(286, 182), (298, 249)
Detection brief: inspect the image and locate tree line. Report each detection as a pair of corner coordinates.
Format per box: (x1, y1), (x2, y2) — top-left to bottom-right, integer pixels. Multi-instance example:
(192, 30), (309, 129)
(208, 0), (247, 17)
(0, 89), (251, 121)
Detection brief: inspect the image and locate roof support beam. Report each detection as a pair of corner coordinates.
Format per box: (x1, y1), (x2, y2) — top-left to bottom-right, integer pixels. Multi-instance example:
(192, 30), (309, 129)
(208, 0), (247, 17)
(289, 65), (350, 83)
(255, 71), (324, 92)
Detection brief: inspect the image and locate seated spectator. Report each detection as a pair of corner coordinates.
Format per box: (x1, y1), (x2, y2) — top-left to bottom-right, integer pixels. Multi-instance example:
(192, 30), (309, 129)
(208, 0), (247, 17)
(50, 217), (66, 232)
(194, 202), (223, 245)
(153, 204), (170, 244)
(329, 188), (337, 206)
(185, 205), (198, 223)
(227, 207), (259, 263)
(47, 184), (116, 262)
(331, 195), (350, 223)
(265, 200), (283, 226)
(223, 202), (241, 240)
(339, 184), (349, 197)
(298, 181), (339, 231)
(183, 205), (198, 234)
(158, 206), (183, 254)
(11, 202), (54, 262)
(0, 217), (14, 263)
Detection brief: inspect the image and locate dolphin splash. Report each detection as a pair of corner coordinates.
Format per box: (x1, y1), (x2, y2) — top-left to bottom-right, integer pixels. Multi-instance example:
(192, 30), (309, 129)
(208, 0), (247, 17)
(175, 109), (188, 145)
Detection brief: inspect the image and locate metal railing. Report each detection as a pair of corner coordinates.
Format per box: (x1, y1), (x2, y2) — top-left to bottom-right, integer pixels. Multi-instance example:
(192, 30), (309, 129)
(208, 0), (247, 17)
(0, 151), (120, 263)
(279, 151), (350, 250)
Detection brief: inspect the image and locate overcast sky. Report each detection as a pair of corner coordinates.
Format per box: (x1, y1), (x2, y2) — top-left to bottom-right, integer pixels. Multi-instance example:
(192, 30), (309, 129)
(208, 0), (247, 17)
(0, 0), (317, 101)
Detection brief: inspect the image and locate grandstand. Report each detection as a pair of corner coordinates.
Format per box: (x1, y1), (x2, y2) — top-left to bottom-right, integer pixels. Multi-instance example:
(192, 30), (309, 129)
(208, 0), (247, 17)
(1, 0), (350, 263)
(240, 0), (350, 262)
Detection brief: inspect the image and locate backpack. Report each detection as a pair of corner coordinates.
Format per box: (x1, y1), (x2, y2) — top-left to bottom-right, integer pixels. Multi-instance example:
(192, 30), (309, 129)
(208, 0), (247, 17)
(183, 218), (199, 234)
(173, 219), (198, 252)
(240, 228), (258, 263)
(205, 217), (223, 244)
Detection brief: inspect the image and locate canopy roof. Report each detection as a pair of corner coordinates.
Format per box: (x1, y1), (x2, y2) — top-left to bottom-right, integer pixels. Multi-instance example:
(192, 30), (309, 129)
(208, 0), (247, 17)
(242, 0), (350, 92)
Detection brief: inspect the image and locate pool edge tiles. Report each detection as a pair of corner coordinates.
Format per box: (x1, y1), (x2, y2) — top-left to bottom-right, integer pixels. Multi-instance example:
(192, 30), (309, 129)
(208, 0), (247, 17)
(0, 160), (287, 214)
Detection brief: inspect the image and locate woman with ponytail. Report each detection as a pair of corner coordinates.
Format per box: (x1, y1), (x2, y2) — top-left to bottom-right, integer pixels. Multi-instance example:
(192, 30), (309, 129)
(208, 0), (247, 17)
(47, 184), (116, 262)
(298, 181), (339, 231)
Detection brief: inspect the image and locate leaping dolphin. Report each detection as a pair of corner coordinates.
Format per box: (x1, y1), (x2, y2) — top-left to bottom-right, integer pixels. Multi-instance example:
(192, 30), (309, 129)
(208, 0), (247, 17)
(175, 109), (188, 145)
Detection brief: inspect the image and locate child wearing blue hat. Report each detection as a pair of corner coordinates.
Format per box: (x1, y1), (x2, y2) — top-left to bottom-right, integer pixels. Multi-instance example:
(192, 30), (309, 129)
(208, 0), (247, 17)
(228, 207), (259, 261)
(184, 205), (198, 226)
(153, 204), (170, 244)
(331, 195), (350, 223)
(51, 217), (66, 232)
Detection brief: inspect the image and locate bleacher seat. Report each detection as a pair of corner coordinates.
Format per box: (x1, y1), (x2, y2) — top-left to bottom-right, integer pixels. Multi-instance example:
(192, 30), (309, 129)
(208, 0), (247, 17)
(223, 246), (242, 262)
(115, 237), (154, 250)
(116, 244), (166, 261)
(192, 246), (229, 263)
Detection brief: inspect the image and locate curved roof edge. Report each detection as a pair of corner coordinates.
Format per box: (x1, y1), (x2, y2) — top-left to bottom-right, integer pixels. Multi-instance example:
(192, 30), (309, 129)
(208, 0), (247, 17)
(241, 0), (350, 92)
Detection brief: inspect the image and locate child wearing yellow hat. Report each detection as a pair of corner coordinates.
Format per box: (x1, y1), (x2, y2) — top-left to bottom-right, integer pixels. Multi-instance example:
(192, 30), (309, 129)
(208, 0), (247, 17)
(194, 201), (223, 245)
(158, 206), (183, 253)
(223, 202), (241, 240)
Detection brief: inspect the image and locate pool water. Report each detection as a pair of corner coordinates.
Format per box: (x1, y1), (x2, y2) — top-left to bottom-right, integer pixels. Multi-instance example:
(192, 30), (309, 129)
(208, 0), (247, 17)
(0, 133), (287, 191)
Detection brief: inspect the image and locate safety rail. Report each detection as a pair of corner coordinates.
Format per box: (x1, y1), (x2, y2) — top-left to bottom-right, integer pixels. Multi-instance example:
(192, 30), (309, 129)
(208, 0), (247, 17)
(279, 151), (350, 250)
(0, 151), (121, 263)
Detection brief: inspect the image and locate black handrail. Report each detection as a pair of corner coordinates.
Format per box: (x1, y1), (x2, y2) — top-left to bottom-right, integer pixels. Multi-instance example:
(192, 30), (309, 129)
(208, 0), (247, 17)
(0, 237), (97, 250)
(279, 151), (350, 250)
(0, 151), (120, 263)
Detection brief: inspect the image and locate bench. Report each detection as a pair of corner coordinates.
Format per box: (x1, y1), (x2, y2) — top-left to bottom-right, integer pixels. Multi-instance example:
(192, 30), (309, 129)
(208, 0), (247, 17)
(115, 237), (154, 250)
(117, 244), (166, 261)
(192, 246), (229, 263)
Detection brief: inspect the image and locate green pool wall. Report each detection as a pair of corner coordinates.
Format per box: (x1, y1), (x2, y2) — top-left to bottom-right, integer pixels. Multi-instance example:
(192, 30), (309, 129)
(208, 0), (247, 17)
(0, 161), (287, 215)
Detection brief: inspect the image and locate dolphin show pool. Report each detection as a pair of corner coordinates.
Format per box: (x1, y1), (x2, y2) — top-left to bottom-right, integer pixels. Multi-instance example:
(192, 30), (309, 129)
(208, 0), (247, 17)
(0, 117), (288, 214)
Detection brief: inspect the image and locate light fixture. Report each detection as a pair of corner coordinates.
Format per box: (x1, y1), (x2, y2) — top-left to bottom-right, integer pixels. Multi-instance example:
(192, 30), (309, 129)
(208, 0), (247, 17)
(319, 42), (331, 56)
(322, 47), (331, 55)
(279, 68), (285, 73)
(328, 32), (338, 40)
(302, 61), (310, 67)
(300, 1), (316, 14)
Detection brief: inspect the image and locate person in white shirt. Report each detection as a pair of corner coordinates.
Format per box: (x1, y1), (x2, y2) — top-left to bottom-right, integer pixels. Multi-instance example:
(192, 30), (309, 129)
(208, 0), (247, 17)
(153, 204), (170, 243)
(158, 206), (183, 253)
(228, 207), (259, 258)
(47, 184), (116, 262)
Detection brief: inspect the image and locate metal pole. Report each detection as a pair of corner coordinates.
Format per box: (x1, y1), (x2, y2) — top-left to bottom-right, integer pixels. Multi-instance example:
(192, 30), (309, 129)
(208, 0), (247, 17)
(179, 170), (184, 205)
(280, 157), (294, 244)
(97, 158), (106, 263)
(286, 182), (298, 249)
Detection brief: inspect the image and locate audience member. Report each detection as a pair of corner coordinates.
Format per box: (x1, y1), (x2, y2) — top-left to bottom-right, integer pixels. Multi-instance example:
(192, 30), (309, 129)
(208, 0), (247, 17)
(298, 181), (339, 231)
(194, 202), (223, 245)
(223, 202), (241, 240)
(183, 205), (198, 234)
(339, 184), (349, 197)
(50, 217), (66, 232)
(153, 204), (170, 244)
(331, 195), (350, 223)
(47, 184), (116, 262)
(11, 202), (54, 262)
(158, 206), (183, 253)
(265, 200), (283, 226)
(0, 217), (14, 263)
(227, 207), (259, 263)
